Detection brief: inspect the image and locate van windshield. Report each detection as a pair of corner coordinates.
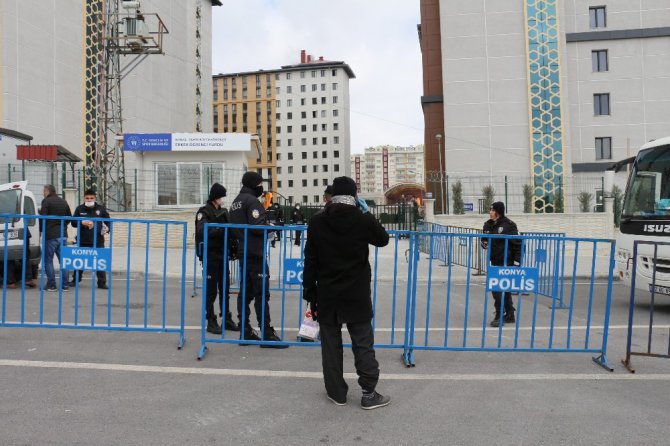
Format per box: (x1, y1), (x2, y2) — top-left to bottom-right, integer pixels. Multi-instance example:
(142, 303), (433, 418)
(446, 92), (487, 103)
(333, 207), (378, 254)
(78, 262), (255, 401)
(622, 144), (670, 218)
(0, 189), (22, 224)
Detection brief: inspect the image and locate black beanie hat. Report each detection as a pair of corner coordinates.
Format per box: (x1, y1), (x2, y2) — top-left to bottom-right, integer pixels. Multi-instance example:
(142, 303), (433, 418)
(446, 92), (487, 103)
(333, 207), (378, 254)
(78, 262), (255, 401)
(208, 183), (227, 202)
(324, 185), (333, 196)
(242, 171), (263, 188)
(490, 201), (505, 216)
(332, 176), (357, 197)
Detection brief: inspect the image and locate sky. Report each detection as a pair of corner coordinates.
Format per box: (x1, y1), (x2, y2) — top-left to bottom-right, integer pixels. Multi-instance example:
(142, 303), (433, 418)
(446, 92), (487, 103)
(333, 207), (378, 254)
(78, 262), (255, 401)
(211, 0), (424, 154)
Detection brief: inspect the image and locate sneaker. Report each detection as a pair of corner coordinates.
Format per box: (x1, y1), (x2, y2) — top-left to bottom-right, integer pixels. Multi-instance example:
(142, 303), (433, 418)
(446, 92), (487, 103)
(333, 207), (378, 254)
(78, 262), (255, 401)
(327, 394), (347, 406)
(361, 391), (390, 410)
(503, 312), (515, 324)
(25, 280), (36, 288)
(260, 326), (289, 349)
(46, 285), (58, 292)
(206, 318), (222, 335)
(97, 284), (109, 290)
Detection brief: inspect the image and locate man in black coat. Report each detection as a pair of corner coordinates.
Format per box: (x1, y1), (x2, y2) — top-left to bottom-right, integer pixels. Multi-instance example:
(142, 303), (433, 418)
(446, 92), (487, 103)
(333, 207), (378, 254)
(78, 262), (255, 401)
(291, 203), (305, 246)
(266, 201), (283, 248)
(229, 171), (287, 348)
(70, 189), (111, 289)
(40, 184), (72, 291)
(303, 176), (391, 410)
(481, 201), (521, 327)
(196, 183), (240, 335)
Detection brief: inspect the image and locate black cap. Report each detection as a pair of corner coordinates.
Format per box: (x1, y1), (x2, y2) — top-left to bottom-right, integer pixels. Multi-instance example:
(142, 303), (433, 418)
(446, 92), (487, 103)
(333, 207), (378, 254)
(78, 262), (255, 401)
(332, 176), (357, 197)
(490, 201), (505, 216)
(208, 183), (227, 201)
(242, 171), (263, 188)
(324, 185), (333, 196)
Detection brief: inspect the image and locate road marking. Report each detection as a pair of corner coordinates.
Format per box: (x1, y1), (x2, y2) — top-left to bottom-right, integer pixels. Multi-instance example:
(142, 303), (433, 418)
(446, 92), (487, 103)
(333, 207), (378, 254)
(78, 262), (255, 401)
(1, 359), (669, 381)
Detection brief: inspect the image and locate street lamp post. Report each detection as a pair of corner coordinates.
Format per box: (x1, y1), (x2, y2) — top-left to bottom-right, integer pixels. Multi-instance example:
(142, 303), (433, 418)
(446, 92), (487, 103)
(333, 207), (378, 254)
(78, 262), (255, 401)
(436, 134), (445, 214)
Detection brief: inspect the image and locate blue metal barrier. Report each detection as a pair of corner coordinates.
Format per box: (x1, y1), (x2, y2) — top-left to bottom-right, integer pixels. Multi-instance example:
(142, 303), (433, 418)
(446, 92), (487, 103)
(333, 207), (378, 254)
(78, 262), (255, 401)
(0, 214), (187, 348)
(197, 222), (615, 370)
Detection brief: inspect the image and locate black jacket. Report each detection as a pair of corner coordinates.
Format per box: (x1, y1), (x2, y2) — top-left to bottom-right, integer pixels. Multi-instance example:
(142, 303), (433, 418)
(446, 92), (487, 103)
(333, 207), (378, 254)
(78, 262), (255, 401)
(228, 186), (267, 259)
(267, 204), (284, 224)
(195, 202), (231, 260)
(291, 207), (305, 224)
(71, 202), (110, 246)
(303, 204), (390, 325)
(39, 193), (72, 240)
(482, 216), (521, 266)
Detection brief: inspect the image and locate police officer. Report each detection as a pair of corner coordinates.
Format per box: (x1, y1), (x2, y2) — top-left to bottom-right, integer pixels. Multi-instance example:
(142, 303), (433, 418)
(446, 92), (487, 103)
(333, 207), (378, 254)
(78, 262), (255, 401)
(196, 183), (240, 335)
(229, 171), (287, 348)
(70, 189), (110, 289)
(481, 201), (521, 327)
(266, 201), (284, 248)
(291, 203), (305, 246)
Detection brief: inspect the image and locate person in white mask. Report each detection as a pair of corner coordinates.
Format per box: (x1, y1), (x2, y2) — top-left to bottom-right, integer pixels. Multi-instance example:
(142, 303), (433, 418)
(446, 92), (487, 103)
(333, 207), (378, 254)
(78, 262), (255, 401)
(70, 189), (111, 289)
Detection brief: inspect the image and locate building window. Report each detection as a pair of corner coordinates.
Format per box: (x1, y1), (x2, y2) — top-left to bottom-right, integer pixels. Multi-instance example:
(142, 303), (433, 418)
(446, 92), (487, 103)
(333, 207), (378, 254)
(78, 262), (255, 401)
(287, 86), (292, 94)
(300, 85), (306, 93)
(322, 150), (327, 158)
(323, 179), (328, 186)
(334, 123), (339, 130)
(286, 72), (291, 80)
(332, 83), (338, 90)
(277, 167), (282, 174)
(301, 111), (306, 119)
(288, 153), (293, 160)
(313, 165), (318, 173)
(311, 70), (316, 78)
(333, 96), (338, 104)
(314, 195), (319, 203)
(594, 93), (610, 115)
(300, 98), (306, 106)
(321, 70), (326, 77)
(302, 195), (308, 204)
(321, 124), (327, 131)
(287, 139), (292, 146)
(592, 50), (608, 72)
(595, 137), (612, 160)
(276, 126), (281, 134)
(289, 180), (293, 187)
(156, 162), (224, 206)
(331, 69), (337, 76)
(288, 166), (293, 174)
(334, 164), (340, 172)
(313, 124), (318, 131)
(301, 138), (307, 145)
(334, 136), (340, 144)
(322, 137), (327, 144)
(321, 83), (326, 91)
(312, 84), (318, 92)
(313, 179), (318, 186)
(276, 100), (281, 108)
(289, 196), (294, 204)
(302, 179), (307, 187)
(302, 152), (307, 159)
(302, 166), (307, 173)
(313, 151), (318, 159)
(333, 109), (339, 117)
(300, 71), (305, 78)
(321, 110), (326, 118)
(334, 150), (340, 158)
(287, 126), (293, 133)
(288, 112), (293, 120)
(276, 113), (281, 120)
(589, 6), (606, 28)
(312, 98), (317, 105)
(276, 140), (281, 147)
(287, 99), (292, 107)
(323, 164), (328, 172)
(301, 125), (307, 132)
(321, 97), (326, 104)
(313, 138), (318, 145)
(276, 87), (281, 95)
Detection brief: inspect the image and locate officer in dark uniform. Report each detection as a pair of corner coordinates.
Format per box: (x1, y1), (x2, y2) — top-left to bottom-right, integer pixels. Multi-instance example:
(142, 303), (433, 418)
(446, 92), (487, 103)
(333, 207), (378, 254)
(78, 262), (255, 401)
(196, 183), (240, 335)
(70, 189), (110, 289)
(229, 171), (287, 348)
(291, 203), (305, 246)
(266, 202), (284, 248)
(481, 201), (521, 327)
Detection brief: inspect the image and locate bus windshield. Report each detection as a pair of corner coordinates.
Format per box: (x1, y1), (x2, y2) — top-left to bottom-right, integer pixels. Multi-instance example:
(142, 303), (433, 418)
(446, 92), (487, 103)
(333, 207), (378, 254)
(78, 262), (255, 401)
(622, 144), (670, 218)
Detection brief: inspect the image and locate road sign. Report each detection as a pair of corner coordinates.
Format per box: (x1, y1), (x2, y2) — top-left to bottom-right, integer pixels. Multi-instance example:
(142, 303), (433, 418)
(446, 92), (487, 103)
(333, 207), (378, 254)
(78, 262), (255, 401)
(61, 246), (112, 272)
(486, 266), (538, 292)
(284, 258), (304, 284)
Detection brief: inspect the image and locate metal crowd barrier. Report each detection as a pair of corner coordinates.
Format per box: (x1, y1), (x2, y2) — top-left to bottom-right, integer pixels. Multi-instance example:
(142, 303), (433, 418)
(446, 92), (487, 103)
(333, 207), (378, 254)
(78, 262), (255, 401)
(623, 240), (670, 373)
(198, 222), (616, 370)
(0, 214), (187, 348)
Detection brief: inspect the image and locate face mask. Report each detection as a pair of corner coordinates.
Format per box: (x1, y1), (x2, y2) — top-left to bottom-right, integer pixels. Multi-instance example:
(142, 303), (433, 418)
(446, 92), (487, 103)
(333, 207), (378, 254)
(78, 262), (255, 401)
(296, 205), (300, 210)
(84, 201), (95, 208)
(253, 185), (263, 197)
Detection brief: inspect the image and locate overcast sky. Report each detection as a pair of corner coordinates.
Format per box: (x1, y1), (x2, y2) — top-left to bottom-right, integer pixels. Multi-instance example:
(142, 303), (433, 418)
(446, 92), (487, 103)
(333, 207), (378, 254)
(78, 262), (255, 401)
(211, 0), (424, 154)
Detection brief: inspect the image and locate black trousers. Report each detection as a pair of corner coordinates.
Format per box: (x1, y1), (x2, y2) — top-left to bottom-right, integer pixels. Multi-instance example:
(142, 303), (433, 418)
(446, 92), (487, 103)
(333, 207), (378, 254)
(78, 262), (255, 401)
(294, 230), (302, 246)
(237, 259), (272, 331)
(319, 320), (380, 401)
(71, 244), (107, 286)
(492, 291), (515, 316)
(205, 256), (233, 321)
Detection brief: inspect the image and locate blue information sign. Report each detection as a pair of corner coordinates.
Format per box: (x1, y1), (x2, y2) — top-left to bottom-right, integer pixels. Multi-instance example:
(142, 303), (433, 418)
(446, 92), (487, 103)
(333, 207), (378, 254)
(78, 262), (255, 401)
(61, 246), (112, 272)
(123, 133), (172, 151)
(486, 267), (538, 293)
(284, 258), (304, 284)
(464, 202), (474, 212)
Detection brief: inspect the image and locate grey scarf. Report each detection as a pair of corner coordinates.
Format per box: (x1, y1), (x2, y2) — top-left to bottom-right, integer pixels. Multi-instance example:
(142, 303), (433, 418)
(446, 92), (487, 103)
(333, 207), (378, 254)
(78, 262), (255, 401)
(331, 195), (357, 206)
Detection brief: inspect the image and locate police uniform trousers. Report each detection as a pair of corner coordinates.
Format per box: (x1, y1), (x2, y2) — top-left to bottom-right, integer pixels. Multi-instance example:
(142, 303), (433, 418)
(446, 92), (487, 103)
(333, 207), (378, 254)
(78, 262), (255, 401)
(72, 244), (107, 286)
(319, 319), (380, 401)
(237, 258), (272, 331)
(491, 261), (515, 316)
(205, 256), (233, 321)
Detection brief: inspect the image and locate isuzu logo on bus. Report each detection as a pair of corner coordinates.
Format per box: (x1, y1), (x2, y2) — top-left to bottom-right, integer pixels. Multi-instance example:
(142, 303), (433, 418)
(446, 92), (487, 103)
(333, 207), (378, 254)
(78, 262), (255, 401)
(643, 224), (670, 234)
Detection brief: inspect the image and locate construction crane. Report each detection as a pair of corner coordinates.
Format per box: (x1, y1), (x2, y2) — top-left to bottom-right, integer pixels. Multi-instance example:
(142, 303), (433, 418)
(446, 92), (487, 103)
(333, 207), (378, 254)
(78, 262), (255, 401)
(83, 0), (168, 210)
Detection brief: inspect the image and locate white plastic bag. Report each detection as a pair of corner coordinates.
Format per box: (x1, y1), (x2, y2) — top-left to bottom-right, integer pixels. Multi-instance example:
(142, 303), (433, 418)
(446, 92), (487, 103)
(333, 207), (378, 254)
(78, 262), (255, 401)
(298, 308), (320, 341)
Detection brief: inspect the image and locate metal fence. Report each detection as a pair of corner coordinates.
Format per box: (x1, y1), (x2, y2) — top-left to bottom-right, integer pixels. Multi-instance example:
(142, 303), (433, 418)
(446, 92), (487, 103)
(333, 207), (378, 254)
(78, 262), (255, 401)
(623, 240), (670, 373)
(0, 214), (187, 348)
(426, 173), (607, 214)
(198, 223), (616, 370)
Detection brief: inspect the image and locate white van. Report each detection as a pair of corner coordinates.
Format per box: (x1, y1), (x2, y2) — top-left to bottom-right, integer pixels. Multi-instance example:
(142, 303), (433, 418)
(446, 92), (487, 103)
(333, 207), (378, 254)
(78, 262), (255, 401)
(0, 181), (41, 266)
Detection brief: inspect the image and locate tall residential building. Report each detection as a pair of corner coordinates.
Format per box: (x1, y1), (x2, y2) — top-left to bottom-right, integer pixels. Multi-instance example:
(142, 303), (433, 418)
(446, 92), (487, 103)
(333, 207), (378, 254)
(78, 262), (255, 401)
(351, 145), (425, 204)
(213, 50), (355, 204)
(419, 0), (670, 212)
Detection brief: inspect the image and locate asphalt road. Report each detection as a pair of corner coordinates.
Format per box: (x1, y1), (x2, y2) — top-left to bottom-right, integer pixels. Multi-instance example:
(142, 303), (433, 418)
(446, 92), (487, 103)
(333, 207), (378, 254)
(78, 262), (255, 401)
(1, 274), (669, 445)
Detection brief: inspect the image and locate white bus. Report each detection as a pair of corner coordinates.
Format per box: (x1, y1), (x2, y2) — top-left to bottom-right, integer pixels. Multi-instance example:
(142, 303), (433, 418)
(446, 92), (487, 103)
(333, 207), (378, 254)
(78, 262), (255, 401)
(614, 136), (670, 296)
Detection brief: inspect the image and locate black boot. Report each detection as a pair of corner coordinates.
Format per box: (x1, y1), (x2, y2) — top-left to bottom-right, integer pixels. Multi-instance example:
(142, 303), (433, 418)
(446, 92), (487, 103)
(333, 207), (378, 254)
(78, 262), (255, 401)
(504, 310), (516, 324)
(225, 314), (240, 332)
(260, 326), (289, 349)
(206, 317), (222, 335)
(239, 327), (261, 346)
(490, 313), (501, 328)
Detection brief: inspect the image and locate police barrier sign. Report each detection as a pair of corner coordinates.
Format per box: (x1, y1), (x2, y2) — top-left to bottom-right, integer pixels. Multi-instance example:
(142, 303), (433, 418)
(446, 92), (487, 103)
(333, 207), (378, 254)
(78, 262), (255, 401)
(284, 258), (304, 284)
(60, 247), (112, 272)
(487, 267), (538, 293)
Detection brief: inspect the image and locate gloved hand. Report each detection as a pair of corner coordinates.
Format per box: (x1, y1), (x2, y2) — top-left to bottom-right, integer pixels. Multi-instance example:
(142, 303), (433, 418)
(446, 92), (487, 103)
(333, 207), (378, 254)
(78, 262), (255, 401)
(309, 300), (318, 321)
(356, 197), (369, 214)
